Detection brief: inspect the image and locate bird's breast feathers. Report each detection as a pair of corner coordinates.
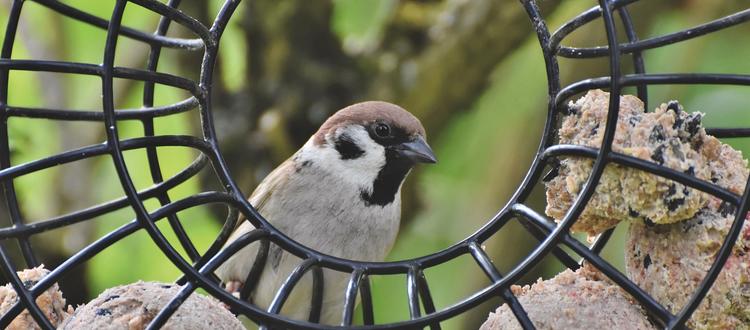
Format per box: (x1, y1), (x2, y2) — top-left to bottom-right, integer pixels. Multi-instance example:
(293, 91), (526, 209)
(250, 152), (401, 261)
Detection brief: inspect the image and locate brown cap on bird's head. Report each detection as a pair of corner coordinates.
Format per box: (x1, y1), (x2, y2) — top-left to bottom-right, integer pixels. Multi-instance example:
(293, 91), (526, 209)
(313, 101), (426, 146)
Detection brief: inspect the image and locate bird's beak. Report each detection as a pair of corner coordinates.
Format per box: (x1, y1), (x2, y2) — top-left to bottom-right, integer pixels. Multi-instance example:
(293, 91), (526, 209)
(396, 136), (437, 164)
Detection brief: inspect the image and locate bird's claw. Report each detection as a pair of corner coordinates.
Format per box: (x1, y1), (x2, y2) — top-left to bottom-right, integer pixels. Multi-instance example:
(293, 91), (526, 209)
(225, 280), (243, 295)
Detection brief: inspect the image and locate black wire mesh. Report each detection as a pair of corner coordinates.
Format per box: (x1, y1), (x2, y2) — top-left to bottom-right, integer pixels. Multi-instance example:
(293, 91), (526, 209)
(0, 0), (748, 329)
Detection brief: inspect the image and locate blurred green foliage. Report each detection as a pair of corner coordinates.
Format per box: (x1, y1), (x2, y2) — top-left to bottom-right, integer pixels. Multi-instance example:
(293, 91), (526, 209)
(1, 0), (749, 328)
(331, 0), (394, 53)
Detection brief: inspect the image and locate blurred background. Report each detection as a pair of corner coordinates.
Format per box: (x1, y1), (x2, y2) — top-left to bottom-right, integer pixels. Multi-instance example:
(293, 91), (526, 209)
(1, 0), (749, 328)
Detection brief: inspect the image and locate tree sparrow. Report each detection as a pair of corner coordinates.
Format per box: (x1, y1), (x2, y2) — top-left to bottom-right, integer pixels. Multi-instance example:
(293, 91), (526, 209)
(215, 101), (437, 325)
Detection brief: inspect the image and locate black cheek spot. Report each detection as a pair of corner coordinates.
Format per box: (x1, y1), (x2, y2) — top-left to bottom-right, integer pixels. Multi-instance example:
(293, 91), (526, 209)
(643, 254), (652, 269)
(360, 150), (413, 207)
(95, 308), (112, 316)
(335, 134), (364, 160)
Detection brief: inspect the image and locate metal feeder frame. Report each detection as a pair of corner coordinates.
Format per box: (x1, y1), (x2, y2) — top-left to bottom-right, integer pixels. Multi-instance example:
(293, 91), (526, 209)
(0, 0), (749, 329)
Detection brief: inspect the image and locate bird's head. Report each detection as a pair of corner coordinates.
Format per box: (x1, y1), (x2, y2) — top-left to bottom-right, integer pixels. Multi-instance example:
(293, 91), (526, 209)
(304, 101), (436, 206)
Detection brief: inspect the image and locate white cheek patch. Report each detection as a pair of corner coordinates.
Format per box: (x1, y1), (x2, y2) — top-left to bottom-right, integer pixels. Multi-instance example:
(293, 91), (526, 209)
(299, 125), (385, 191)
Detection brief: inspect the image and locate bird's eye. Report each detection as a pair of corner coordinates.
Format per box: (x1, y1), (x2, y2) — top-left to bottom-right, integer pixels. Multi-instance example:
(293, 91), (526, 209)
(374, 123), (391, 137)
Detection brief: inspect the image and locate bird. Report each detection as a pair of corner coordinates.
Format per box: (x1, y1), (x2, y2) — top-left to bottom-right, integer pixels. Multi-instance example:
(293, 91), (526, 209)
(215, 101), (437, 325)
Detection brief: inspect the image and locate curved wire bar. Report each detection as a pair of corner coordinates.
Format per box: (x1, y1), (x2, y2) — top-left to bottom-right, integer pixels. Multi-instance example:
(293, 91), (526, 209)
(513, 215), (581, 270)
(5, 97), (199, 121)
(548, 0), (638, 50)
(0, 60), (201, 96)
(448, 5), (633, 330)
(616, 4), (647, 106)
(31, 0), (204, 50)
(530, 3), (750, 329)
(1, 0), (39, 268)
(146, 229), (270, 330)
(308, 265), (324, 323)
(0, 221), (144, 328)
(341, 269), (364, 326)
(706, 127), (750, 138)
(0, 154), (208, 239)
(556, 74), (750, 106)
(266, 259), (319, 318)
(670, 180), (750, 328)
(208, 1), (750, 327)
(359, 275), (375, 325)
(147, 2), (672, 327)
(0, 191), (236, 328)
(139, 0), (200, 264)
(557, 8), (750, 58)
(468, 242), (534, 329)
(510, 204), (675, 326)
(542, 144), (741, 204)
(587, 227), (614, 256)
(146, 283), (198, 330)
(127, 0), (212, 44)
(0, 135), (211, 181)
(406, 266), (421, 320)
(0, 245), (53, 328)
(239, 238), (270, 300)
(414, 269), (440, 330)
(175, 205), (241, 286)
(98, 4), (212, 329)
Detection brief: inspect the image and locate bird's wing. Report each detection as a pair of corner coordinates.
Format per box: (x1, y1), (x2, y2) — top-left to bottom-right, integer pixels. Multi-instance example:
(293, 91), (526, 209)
(233, 156), (297, 232)
(217, 157), (297, 283)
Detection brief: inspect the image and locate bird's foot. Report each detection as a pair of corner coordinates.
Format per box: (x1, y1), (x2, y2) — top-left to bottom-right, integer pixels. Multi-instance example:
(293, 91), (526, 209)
(219, 281), (244, 311)
(225, 280), (243, 296)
